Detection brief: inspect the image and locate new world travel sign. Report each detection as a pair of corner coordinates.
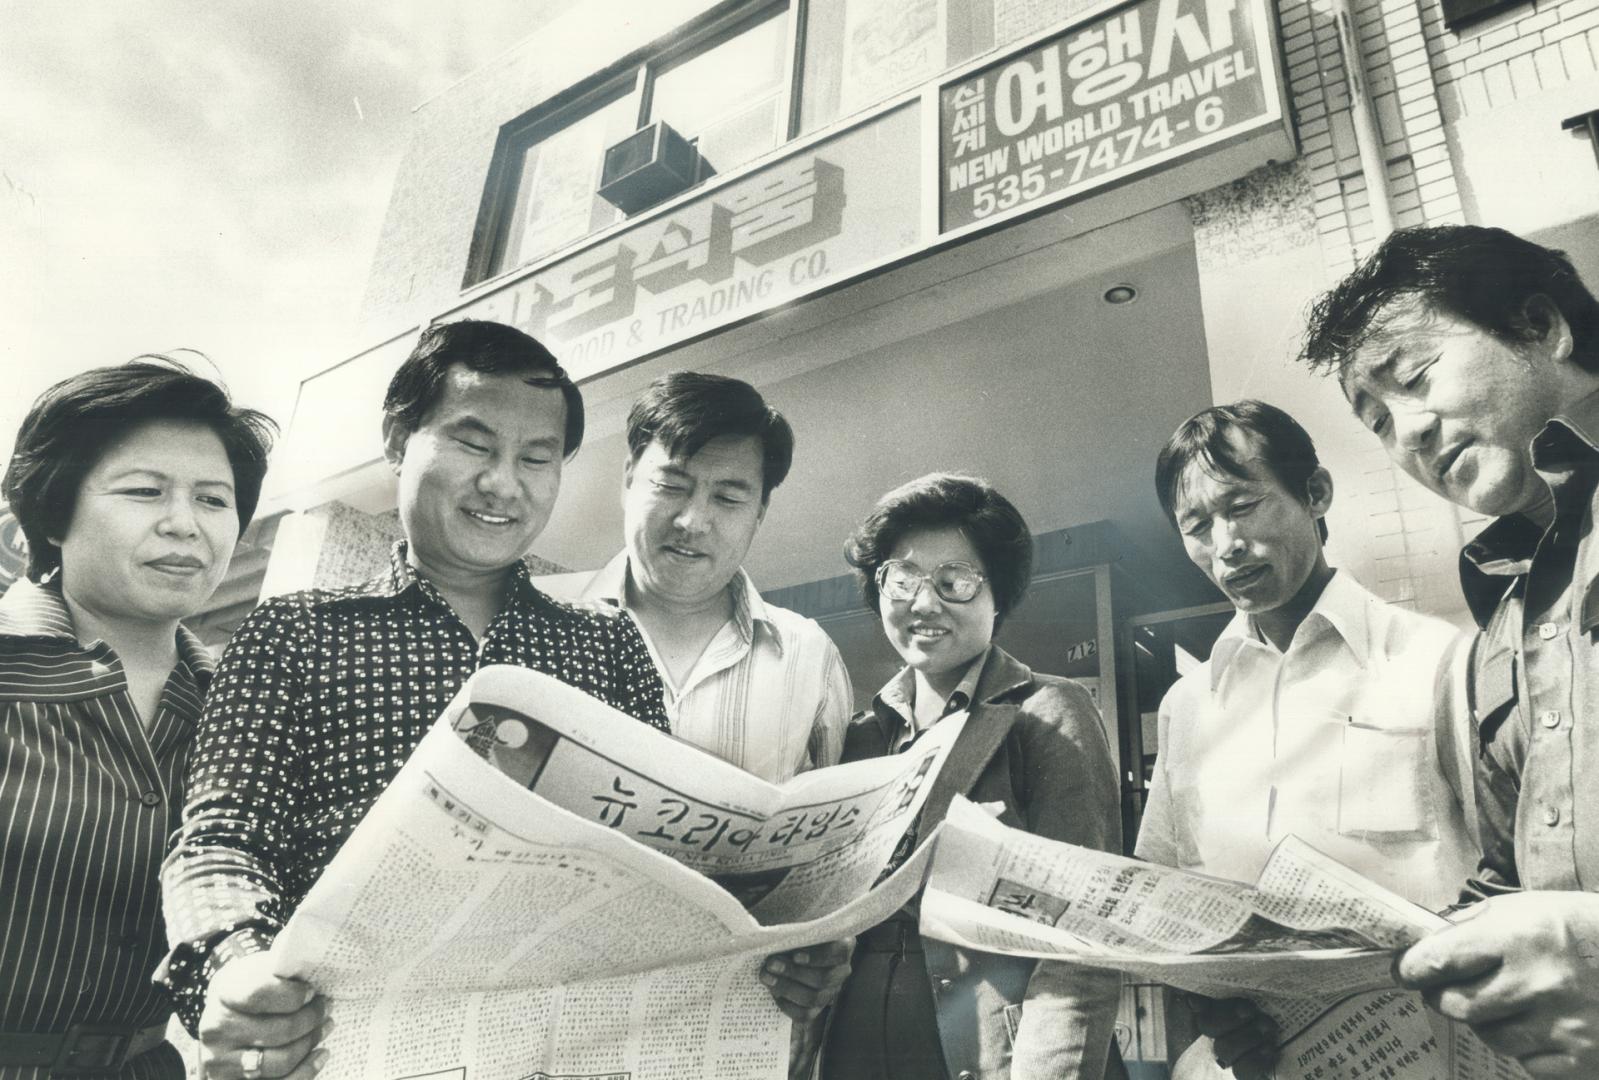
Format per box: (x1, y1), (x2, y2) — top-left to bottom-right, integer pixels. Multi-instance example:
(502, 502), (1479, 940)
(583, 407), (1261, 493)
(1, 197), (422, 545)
(939, 0), (1283, 232)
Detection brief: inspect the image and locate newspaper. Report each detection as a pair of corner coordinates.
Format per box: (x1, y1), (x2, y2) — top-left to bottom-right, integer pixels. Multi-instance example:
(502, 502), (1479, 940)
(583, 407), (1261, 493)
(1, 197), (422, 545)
(267, 665), (965, 1080)
(921, 797), (1532, 1080)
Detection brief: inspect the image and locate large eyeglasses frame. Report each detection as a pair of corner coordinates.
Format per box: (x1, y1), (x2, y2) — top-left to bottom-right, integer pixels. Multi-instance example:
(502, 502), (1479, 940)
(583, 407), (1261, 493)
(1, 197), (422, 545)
(875, 559), (988, 605)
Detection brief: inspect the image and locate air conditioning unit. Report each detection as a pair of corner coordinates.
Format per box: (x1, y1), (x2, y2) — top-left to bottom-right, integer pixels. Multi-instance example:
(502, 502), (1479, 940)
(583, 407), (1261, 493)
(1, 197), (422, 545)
(597, 121), (702, 215)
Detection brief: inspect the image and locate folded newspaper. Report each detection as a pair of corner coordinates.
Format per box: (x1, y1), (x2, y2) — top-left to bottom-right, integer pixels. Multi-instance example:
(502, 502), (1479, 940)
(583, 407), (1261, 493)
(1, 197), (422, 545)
(266, 665), (967, 1080)
(920, 796), (1531, 1080)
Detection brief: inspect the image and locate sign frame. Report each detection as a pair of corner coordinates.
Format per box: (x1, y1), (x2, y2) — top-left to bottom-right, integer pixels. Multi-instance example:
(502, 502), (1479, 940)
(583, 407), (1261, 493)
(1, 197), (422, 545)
(925, 0), (1294, 243)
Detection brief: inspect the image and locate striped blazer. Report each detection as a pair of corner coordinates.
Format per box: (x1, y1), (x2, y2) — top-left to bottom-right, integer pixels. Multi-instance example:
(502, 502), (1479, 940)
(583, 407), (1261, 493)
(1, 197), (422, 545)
(0, 578), (212, 1079)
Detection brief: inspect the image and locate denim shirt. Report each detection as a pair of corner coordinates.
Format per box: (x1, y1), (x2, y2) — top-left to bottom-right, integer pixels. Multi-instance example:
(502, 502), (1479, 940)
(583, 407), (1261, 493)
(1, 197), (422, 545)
(1460, 392), (1599, 892)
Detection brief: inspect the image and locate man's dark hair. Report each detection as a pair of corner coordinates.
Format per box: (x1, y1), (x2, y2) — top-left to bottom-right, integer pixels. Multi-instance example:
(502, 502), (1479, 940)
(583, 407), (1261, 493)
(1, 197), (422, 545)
(3, 357), (277, 582)
(1155, 400), (1330, 543)
(1301, 225), (1599, 377)
(845, 472), (1033, 627)
(384, 320), (584, 457)
(625, 371), (795, 500)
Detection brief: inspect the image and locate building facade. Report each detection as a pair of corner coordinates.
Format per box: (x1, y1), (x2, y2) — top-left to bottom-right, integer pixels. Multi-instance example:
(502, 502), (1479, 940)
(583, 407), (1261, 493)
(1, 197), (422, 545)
(261, 0), (1599, 710)
(260, 0), (1599, 800)
(211, 0), (1599, 1069)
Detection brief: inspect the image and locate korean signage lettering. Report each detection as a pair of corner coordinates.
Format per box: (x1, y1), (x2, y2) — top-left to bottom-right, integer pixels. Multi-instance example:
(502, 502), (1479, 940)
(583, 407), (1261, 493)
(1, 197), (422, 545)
(940, 0), (1279, 231)
(452, 104), (922, 382)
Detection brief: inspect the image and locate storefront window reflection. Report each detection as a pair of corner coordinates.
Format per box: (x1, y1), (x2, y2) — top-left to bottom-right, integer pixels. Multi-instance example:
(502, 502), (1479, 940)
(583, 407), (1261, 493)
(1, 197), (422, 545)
(798, 0), (1105, 135)
(501, 93), (636, 271)
(650, 6), (790, 176)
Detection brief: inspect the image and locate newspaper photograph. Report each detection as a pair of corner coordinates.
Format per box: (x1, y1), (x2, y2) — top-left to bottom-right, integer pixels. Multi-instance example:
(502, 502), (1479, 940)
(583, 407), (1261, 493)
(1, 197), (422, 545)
(921, 797), (1532, 1079)
(265, 666), (965, 1080)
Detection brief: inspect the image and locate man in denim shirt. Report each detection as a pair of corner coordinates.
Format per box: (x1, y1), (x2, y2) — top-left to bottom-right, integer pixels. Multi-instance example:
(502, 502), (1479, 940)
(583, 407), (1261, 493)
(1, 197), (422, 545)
(1301, 225), (1599, 1078)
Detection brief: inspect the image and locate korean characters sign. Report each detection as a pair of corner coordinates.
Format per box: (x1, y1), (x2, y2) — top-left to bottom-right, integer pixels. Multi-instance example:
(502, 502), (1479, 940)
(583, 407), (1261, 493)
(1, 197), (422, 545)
(940, 0), (1282, 232)
(453, 104), (922, 382)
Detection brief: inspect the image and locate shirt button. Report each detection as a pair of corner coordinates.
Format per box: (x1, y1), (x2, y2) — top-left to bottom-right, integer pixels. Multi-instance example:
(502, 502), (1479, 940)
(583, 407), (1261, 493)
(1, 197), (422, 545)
(1544, 806), (1561, 826)
(1537, 622), (1560, 640)
(1541, 710), (1562, 729)
(138, 790), (161, 807)
(958, 1072), (976, 1080)
(936, 977), (953, 992)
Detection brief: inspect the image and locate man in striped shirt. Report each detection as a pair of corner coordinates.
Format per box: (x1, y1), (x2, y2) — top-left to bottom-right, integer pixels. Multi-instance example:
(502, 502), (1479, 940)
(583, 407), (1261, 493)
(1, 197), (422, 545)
(561, 372), (855, 1071)
(569, 372), (852, 784)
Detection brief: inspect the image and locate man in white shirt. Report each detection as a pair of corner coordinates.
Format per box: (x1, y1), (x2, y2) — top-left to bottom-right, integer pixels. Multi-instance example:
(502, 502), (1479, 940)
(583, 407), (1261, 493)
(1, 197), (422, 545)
(1136, 400), (1478, 1079)
(573, 370), (851, 782)
(567, 370), (854, 1063)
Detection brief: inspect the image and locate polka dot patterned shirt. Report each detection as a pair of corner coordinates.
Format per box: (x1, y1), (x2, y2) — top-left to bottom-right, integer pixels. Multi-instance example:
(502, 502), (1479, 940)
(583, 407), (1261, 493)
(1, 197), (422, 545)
(157, 543), (668, 1031)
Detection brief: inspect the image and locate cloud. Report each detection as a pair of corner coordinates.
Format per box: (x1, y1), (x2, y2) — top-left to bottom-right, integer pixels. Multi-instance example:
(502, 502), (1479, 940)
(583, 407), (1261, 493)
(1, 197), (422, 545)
(0, 1), (559, 462)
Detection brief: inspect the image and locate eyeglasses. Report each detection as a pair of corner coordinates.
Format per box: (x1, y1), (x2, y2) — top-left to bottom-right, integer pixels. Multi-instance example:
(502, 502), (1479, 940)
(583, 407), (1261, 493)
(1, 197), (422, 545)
(876, 560), (987, 604)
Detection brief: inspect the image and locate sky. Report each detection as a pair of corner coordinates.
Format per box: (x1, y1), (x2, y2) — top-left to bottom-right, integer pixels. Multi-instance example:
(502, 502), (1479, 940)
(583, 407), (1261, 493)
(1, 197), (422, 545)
(0, 2), (561, 463)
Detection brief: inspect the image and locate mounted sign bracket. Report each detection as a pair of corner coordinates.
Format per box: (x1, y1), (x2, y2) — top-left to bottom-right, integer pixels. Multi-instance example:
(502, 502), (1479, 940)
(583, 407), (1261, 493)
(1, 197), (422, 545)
(1562, 108), (1599, 172)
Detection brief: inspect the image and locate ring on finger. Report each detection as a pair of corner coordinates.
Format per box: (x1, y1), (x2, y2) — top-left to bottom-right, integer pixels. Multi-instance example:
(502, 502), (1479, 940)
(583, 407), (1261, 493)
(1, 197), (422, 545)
(241, 1046), (265, 1079)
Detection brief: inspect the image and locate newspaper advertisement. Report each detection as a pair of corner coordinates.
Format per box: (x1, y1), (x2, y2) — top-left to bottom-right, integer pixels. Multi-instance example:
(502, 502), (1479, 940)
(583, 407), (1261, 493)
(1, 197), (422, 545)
(267, 666), (965, 1080)
(920, 797), (1531, 1080)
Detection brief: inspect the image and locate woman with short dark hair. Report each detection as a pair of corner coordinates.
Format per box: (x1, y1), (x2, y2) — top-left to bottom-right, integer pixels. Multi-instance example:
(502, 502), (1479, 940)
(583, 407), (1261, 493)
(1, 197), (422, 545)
(824, 473), (1125, 1080)
(0, 358), (274, 1079)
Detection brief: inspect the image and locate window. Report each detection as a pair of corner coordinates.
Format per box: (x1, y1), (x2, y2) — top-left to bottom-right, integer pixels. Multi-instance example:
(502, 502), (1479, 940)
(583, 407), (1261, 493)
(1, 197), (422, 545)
(798, 0), (1081, 136)
(476, 3), (796, 281)
(800, 0), (953, 134)
(1439, 0), (1529, 31)
(499, 92), (638, 273)
(475, 1), (1086, 282)
(648, 6), (791, 177)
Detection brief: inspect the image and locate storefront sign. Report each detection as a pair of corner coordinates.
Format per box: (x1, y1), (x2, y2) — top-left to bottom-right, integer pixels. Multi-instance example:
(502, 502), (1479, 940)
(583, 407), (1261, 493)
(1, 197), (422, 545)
(939, 0), (1280, 232)
(451, 103), (922, 382)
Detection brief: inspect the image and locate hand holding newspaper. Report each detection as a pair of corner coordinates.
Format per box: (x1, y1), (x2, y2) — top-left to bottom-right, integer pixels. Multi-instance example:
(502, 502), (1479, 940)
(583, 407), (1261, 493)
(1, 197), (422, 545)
(266, 666), (966, 1080)
(920, 796), (1532, 1080)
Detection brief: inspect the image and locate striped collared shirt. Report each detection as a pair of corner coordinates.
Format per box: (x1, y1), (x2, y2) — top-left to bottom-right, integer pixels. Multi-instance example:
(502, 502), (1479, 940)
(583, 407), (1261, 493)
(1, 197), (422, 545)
(575, 552), (851, 782)
(0, 578), (212, 1080)
(159, 542), (669, 1032)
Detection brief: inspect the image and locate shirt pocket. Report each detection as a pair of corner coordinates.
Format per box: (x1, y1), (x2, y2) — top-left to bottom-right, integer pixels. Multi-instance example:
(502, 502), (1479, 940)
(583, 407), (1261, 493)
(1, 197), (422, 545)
(1337, 719), (1438, 841)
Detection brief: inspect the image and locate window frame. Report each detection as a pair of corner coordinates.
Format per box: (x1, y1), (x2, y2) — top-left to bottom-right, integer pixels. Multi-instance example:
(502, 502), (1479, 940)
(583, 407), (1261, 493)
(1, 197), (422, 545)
(465, 0), (804, 288)
(1439, 0), (1529, 32)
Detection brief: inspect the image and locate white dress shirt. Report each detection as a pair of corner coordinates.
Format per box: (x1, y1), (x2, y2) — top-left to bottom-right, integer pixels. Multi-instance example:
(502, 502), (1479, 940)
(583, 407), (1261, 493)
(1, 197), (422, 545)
(1136, 570), (1477, 911)
(574, 552), (852, 783)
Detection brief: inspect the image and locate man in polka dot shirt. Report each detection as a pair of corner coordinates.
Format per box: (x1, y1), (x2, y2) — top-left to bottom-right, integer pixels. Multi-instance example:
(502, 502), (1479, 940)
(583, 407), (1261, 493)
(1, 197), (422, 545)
(159, 320), (671, 1079)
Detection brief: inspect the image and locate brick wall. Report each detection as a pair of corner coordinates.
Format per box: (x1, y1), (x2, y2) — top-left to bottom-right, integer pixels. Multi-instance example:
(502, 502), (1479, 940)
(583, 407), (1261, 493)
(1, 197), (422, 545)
(1189, 0), (1499, 619)
(1427, 0), (1599, 121)
(1277, 0), (1467, 272)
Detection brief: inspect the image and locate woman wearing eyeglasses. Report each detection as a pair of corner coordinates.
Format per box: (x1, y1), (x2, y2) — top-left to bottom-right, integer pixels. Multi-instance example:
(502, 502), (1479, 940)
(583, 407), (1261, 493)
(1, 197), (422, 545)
(822, 473), (1125, 1080)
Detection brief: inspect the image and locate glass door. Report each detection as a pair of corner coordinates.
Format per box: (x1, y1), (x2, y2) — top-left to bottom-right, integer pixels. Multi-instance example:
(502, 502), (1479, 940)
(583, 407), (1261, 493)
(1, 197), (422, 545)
(1119, 600), (1234, 1077)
